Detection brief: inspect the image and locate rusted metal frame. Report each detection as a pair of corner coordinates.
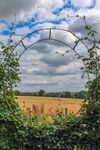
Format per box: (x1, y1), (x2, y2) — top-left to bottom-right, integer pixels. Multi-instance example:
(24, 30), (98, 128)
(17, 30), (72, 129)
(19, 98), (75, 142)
(11, 28), (92, 117)
(18, 37), (90, 83)
(21, 41), (27, 51)
(18, 38), (73, 60)
(72, 39), (90, 82)
(49, 29), (51, 39)
(12, 28), (89, 52)
(13, 28), (90, 82)
(9, 28), (90, 88)
(18, 38), (49, 59)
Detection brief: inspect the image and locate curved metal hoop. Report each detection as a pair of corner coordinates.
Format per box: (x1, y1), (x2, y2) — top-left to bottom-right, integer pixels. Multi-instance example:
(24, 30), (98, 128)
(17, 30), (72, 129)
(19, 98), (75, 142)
(13, 28), (90, 80)
(13, 28), (91, 115)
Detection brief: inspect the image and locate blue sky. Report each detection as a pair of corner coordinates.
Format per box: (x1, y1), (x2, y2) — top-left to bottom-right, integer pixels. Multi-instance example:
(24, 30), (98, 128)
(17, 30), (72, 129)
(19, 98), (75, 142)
(0, 0), (97, 35)
(0, 0), (99, 92)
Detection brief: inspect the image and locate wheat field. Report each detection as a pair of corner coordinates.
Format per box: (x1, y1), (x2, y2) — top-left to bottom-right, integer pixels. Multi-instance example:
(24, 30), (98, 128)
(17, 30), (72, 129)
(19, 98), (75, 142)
(16, 96), (83, 116)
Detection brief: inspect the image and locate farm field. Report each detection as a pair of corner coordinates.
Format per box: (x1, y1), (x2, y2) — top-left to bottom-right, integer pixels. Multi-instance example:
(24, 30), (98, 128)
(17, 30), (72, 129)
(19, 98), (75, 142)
(16, 96), (83, 115)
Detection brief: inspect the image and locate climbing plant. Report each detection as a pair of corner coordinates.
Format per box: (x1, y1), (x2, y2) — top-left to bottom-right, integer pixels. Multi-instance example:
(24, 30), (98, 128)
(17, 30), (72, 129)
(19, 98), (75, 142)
(0, 16), (100, 150)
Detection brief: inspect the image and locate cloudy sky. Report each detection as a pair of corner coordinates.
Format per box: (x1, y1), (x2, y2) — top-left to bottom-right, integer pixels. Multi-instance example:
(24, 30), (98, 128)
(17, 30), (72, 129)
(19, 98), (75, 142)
(0, 0), (100, 92)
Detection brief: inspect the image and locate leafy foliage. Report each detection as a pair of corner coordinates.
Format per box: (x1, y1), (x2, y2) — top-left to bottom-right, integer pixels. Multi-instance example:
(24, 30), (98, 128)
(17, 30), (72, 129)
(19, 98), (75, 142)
(0, 16), (100, 150)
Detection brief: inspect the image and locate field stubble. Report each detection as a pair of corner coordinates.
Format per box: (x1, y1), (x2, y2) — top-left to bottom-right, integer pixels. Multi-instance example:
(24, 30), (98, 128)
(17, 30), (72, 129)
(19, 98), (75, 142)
(16, 96), (83, 116)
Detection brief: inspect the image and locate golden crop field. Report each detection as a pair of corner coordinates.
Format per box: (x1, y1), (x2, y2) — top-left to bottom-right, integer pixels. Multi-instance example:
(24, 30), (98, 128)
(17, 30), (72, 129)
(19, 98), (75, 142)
(16, 96), (83, 116)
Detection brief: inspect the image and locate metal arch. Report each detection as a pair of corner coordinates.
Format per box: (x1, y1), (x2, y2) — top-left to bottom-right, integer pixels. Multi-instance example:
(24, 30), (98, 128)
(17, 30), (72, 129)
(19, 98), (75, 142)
(13, 28), (89, 52)
(18, 38), (73, 59)
(13, 28), (90, 82)
(18, 38), (89, 79)
(12, 28), (91, 115)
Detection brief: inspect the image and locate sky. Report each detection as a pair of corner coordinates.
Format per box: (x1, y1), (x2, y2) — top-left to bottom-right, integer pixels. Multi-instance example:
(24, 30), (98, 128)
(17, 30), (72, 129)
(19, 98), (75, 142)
(0, 0), (100, 92)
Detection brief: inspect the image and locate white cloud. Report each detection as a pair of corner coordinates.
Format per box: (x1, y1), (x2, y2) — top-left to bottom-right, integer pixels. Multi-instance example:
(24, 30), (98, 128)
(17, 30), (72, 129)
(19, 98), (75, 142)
(0, 0), (39, 19)
(72, 0), (94, 8)
(0, 34), (8, 43)
(15, 26), (31, 36)
(0, 22), (8, 32)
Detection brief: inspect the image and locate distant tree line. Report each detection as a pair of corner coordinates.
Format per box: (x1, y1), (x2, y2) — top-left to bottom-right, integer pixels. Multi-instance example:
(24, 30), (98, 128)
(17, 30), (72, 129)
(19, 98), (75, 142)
(15, 89), (87, 99)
